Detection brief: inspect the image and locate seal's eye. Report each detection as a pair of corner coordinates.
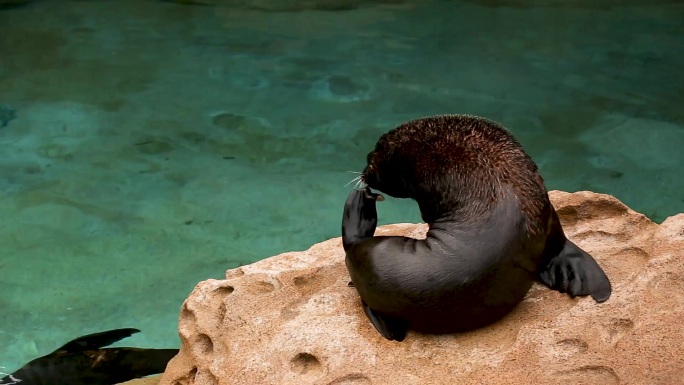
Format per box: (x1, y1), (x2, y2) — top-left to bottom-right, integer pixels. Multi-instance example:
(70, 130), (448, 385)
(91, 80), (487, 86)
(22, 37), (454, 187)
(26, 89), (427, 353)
(366, 151), (374, 165)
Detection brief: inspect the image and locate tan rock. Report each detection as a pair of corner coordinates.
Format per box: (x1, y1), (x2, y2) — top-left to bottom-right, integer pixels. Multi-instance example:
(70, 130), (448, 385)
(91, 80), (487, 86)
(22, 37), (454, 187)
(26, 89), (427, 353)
(160, 191), (684, 385)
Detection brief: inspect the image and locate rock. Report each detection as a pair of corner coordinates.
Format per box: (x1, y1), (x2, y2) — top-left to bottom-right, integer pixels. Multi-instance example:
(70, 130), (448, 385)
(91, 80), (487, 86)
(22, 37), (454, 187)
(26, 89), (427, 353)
(160, 191), (684, 385)
(0, 104), (17, 129)
(311, 74), (372, 103)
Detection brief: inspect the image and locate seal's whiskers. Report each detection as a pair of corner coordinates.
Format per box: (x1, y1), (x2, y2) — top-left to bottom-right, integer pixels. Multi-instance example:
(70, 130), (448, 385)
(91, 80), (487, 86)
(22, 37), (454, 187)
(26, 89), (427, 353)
(345, 175), (362, 188)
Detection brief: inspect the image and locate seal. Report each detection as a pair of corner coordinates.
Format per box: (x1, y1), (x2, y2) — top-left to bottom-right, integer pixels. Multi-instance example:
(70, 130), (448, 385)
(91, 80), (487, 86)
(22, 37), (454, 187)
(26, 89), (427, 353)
(1, 328), (178, 385)
(342, 114), (612, 342)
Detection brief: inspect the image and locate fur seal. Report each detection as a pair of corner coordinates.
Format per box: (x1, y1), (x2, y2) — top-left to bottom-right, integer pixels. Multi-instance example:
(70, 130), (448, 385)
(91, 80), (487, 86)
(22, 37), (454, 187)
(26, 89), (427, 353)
(1, 328), (178, 385)
(342, 114), (611, 342)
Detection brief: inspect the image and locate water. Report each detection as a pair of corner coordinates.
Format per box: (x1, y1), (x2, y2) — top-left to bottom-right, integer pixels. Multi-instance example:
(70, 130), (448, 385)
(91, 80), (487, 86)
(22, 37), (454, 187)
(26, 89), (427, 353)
(1, 0), (682, 372)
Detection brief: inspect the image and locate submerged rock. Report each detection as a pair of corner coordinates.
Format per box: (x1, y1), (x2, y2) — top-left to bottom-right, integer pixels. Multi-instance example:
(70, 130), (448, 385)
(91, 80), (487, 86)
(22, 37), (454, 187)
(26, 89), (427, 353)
(0, 104), (17, 128)
(160, 191), (684, 385)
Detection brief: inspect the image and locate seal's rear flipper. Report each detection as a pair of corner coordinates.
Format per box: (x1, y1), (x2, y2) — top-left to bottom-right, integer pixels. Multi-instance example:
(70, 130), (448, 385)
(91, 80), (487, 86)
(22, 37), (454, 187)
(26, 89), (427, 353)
(56, 328), (141, 353)
(539, 240), (612, 303)
(361, 301), (408, 342)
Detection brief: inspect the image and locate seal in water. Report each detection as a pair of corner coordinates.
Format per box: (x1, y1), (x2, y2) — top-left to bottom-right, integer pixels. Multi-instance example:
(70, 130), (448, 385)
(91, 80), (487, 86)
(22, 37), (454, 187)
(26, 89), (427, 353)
(1, 328), (178, 385)
(342, 114), (611, 342)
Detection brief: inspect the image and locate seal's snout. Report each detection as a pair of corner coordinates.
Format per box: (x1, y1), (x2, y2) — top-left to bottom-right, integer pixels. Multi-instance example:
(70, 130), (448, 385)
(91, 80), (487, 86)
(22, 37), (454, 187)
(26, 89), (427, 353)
(361, 165), (375, 185)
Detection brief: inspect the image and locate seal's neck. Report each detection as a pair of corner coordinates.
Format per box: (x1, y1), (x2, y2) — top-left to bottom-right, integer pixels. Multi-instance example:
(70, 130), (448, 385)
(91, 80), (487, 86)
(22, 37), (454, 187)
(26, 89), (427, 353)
(414, 183), (500, 224)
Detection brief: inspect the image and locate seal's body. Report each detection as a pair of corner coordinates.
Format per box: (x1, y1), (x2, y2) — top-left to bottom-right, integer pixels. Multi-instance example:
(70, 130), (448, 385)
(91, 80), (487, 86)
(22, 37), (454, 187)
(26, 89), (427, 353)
(1, 328), (178, 385)
(342, 115), (611, 342)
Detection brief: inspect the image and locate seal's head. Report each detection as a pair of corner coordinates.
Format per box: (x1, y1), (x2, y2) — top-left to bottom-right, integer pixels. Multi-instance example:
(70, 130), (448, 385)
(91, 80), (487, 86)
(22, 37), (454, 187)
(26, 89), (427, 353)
(361, 114), (549, 225)
(361, 144), (412, 199)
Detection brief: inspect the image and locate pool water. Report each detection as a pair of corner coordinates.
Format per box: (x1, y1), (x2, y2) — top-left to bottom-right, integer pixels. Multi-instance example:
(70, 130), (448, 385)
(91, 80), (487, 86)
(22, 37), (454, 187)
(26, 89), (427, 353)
(1, 0), (682, 372)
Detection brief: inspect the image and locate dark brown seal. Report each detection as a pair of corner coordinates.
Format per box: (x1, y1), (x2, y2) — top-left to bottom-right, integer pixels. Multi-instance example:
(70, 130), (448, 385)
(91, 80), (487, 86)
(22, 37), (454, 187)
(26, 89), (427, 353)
(342, 114), (611, 342)
(1, 328), (178, 385)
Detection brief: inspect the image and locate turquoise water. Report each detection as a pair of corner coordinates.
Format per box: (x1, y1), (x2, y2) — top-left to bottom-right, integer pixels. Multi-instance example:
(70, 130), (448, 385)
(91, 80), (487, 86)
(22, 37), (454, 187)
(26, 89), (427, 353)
(1, 0), (683, 372)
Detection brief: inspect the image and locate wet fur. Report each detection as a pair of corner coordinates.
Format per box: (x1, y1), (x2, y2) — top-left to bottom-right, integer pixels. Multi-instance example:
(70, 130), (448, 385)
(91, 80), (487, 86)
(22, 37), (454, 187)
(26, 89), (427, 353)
(342, 114), (611, 341)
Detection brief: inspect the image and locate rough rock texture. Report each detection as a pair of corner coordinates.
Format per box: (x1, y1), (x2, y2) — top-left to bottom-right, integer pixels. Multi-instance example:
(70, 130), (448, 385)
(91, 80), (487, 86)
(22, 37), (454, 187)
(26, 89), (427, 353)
(160, 191), (684, 385)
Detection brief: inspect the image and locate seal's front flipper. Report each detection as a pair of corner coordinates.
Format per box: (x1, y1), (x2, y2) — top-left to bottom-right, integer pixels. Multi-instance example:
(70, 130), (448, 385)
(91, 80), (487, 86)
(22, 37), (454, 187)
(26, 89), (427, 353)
(342, 187), (383, 251)
(539, 240), (612, 303)
(56, 328), (140, 353)
(361, 301), (408, 342)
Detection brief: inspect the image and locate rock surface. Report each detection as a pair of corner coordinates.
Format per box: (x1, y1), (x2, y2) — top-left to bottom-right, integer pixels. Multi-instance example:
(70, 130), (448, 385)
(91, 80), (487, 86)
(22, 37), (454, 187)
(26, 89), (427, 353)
(160, 191), (684, 385)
